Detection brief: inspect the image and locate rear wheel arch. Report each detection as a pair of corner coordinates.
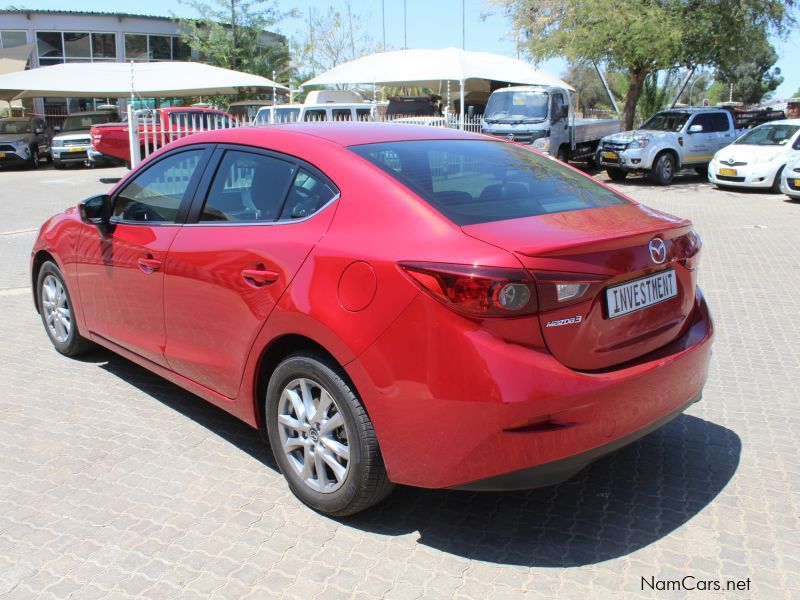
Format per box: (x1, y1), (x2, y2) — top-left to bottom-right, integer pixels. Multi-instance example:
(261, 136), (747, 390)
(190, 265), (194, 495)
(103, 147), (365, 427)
(254, 334), (357, 433)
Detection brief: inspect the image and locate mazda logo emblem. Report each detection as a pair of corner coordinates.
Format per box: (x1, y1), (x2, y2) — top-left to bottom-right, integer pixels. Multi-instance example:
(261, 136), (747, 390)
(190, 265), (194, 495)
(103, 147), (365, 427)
(649, 238), (667, 264)
(506, 133), (514, 141)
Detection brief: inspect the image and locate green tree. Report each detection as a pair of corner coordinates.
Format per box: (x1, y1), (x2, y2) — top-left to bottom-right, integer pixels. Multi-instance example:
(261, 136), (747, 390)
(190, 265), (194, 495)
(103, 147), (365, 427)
(715, 40), (783, 105)
(177, 0), (294, 81)
(293, 3), (380, 84)
(563, 63), (625, 112)
(492, 0), (794, 129)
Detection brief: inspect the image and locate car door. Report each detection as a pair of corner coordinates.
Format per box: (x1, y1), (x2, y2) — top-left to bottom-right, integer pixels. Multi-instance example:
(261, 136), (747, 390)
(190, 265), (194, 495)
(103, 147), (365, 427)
(549, 92), (569, 154)
(713, 112), (734, 151)
(76, 146), (212, 366)
(163, 146), (339, 398)
(684, 113), (718, 164)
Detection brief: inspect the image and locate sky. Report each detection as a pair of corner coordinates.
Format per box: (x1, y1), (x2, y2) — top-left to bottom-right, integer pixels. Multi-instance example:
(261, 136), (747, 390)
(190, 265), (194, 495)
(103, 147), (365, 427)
(5, 0), (799, 100)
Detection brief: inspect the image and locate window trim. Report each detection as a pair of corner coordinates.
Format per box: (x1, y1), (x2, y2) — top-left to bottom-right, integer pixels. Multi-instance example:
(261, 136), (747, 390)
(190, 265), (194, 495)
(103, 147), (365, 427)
(110, 145), (215, 226)
(183, 143), (340, 227)
(35, 30), (118, 63)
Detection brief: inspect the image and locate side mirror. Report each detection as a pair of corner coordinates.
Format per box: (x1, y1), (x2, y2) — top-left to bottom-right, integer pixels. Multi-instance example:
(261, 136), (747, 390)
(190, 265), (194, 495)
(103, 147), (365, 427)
(35, 127), (44, 134)
(688, 124), (703, 133)
(54, 126), (61, 133)
(79, 194), (114, 235)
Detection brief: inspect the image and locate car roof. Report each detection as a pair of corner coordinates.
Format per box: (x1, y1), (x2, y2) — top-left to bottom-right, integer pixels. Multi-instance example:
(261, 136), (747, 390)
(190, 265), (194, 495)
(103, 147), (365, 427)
(659, 107), (727, 113)
(750, 118), (800, 126)
(215, 122), (486, 147)
(0, 117), (31, 121)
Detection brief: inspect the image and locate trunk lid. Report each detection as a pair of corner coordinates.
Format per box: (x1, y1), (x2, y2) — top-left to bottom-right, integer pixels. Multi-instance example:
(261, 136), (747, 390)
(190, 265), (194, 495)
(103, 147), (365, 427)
(462, 204), (698, 369)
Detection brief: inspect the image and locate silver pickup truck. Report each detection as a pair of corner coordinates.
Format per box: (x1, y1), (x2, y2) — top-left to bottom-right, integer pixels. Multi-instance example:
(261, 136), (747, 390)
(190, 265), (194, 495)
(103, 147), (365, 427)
(481, 85), (621, 163)
(596, 107), (740, 185)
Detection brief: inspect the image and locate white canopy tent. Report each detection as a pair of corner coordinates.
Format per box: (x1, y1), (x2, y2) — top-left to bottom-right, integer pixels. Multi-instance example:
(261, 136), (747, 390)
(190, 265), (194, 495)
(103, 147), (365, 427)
(301, 47), (573, 127)
(0, 61), (288, 101)
(0, 61), (288, 167)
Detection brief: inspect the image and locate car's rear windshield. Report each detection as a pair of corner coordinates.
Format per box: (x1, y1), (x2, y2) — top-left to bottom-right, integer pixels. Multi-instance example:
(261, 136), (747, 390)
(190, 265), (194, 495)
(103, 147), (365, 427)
(349, 139), (628, 225)
(61, 113), (116, 132)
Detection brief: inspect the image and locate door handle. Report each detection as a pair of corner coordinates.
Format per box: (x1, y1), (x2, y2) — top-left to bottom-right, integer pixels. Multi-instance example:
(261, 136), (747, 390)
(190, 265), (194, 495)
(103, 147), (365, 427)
(137, 256), (161, 274)
(242, 268), (279, 287)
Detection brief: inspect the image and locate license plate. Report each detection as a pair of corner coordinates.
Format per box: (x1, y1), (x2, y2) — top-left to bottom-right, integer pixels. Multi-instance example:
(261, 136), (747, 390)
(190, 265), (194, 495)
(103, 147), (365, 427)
(606, 270), (678, 319)
(67, 147), (84, 153)
(0, 152), (5, 158)
(792, 179), (800, 186)
(719, 168), (737, 176)
(602, 151), (618, 160)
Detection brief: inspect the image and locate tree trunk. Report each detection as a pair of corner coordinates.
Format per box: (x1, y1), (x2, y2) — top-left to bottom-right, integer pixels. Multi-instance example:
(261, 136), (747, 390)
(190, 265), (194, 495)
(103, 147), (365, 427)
(622, 68), (647, 130)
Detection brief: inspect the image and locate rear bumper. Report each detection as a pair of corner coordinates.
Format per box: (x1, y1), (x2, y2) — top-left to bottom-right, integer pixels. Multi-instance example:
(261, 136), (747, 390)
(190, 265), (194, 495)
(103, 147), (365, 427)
(348, 288), (714, 489)
(453, 392), (701, 491)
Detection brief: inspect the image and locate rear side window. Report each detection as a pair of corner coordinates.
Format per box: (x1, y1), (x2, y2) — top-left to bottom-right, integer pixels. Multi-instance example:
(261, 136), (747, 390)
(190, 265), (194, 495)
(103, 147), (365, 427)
(332, 109), (352, 121)
(304, 109), (327, 122)
(200, 151), (295, 222)
(279, 169), (338, 220)
(350, 140), (628, 226)
(709, 112), (730, 132)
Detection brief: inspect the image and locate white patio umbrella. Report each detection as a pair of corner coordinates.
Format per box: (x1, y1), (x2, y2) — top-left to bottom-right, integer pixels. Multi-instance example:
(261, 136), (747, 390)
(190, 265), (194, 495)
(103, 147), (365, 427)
(301, 47), (573, 127)
(0, 61), (288, 101)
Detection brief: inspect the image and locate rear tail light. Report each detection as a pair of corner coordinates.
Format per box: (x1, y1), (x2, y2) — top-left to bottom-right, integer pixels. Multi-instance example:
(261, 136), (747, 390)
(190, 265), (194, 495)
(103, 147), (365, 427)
(679, 229), (702, 270)
(533, 271), (608, 312)
(399, 262), (538, 317)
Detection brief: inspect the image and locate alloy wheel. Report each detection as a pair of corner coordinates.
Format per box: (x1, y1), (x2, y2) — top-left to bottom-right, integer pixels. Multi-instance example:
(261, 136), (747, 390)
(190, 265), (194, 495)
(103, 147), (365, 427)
(42, 274), (71, 343)
(277, 377), (350, 493)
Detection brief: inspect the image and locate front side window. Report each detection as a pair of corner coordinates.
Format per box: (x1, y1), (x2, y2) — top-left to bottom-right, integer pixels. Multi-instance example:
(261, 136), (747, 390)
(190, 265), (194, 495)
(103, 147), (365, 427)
(114, 150), (204, 223)
(351, 140), (628, 226)
(200, 151), (295, 222)
(689, 114), (714, 132)
(640, 111), (691, 132)
(735, 124), (800, 146)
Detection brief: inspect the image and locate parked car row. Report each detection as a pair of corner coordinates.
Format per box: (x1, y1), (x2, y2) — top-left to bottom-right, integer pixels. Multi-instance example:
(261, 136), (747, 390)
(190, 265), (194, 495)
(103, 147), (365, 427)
(593, 107), (799, 200)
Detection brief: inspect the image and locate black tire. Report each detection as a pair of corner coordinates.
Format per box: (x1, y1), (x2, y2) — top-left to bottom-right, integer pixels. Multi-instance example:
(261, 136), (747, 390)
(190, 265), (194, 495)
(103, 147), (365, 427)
(27, 145), (40, 169)
(694, 165), (709, 177)
(556, 146), (569, 163)
(606, 167), (628, 181)
(265, 352), (394, 516)
(650, 152), (676, 185)
(36, 261), (95, 356)
(771, 166), (785, 193)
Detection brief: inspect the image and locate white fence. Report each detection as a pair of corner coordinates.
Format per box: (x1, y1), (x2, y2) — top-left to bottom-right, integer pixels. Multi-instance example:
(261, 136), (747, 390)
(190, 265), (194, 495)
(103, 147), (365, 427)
(130, 110), (485, 167)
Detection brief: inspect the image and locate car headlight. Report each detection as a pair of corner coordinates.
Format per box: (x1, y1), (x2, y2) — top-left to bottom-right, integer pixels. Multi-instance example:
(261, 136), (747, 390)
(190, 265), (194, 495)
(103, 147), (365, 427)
(52, 139), (64, 147)
(532, 137), (550, 152)
(627, 137), (651, 149)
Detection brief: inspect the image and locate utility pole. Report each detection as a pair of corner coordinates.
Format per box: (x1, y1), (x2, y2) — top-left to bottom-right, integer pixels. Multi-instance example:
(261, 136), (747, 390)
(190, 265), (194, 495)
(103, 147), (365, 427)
(381, 0), (386, 49)
(462, 0), (465, 50)
(404, 0), (407, 49)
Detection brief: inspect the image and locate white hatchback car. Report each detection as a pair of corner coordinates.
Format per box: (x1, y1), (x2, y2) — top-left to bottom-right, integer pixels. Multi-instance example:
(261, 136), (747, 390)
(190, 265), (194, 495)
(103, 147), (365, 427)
(780, 155), (800, 200)
(708, 119), (800, 192)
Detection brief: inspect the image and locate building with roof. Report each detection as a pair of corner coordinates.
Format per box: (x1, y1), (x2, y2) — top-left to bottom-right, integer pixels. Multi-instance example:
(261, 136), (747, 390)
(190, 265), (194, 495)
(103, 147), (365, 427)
(0, 9), (284, 119)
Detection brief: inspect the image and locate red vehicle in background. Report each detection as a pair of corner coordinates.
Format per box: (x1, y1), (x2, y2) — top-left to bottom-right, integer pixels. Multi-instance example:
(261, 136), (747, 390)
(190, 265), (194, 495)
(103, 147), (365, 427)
(90, 106), (237, 166)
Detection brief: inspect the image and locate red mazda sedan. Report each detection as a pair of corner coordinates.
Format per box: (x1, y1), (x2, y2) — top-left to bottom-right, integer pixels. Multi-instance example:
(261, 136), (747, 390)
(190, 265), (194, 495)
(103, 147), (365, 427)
(31, 124), (713, 516)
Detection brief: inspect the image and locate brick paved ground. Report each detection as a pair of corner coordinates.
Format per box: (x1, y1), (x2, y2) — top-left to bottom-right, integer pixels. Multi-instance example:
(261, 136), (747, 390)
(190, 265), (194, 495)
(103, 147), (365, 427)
(0, 163), (798, 598)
